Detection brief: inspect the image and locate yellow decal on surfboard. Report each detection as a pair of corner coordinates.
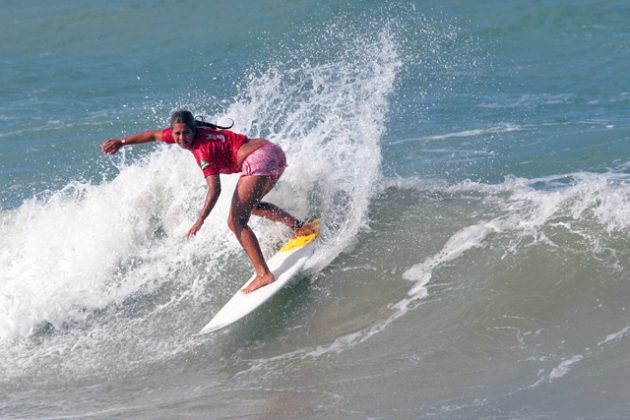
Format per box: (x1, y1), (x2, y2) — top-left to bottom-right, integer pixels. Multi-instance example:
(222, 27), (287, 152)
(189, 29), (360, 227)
(279, 221), (320, 252)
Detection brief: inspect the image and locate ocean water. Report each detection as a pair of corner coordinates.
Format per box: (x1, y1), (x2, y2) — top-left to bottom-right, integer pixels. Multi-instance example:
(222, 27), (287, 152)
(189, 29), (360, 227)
(1, 1), (629, 418)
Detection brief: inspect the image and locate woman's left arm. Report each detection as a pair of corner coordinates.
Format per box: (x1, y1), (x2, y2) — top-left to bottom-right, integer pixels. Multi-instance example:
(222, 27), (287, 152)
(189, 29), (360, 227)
(187, 174), (221, 238)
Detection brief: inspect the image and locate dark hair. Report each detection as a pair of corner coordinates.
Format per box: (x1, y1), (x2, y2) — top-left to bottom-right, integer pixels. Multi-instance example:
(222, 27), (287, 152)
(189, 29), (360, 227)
(170, 110), (234, 131)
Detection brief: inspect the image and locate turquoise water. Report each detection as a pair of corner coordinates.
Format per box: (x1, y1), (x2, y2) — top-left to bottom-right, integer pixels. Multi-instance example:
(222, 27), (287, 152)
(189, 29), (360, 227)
(1, 1), (629, 418)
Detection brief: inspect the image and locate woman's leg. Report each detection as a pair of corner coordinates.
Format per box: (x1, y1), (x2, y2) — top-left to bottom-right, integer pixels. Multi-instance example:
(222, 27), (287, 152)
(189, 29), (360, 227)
(252, 202), (297, 227)
(250, 181), (315, 235)
(228, 175), (279, 294)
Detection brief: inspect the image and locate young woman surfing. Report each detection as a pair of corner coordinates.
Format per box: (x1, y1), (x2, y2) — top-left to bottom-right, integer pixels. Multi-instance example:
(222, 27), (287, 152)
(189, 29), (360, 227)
(102, 110), (314, 294)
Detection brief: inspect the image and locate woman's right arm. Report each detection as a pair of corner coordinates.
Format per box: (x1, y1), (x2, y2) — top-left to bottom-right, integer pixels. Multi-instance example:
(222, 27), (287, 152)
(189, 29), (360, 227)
(101, 129), (164, 154)
(187, 175), (221, 238)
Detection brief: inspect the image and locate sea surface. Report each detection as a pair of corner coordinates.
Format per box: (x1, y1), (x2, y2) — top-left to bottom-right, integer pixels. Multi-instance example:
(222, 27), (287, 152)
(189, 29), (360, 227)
(1, 1), (629, 418)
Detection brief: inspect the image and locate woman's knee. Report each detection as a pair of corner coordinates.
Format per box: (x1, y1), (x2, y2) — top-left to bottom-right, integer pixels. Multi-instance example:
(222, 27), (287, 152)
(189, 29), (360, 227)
(227, 213), (249, 233)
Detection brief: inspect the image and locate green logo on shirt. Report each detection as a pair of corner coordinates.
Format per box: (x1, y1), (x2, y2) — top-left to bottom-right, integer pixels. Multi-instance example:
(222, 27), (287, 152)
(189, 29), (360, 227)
(200, 160), (210, 169)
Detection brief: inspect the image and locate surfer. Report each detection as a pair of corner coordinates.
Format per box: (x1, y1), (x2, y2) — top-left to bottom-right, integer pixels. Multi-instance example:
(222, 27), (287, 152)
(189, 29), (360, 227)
(102, 110), (314, 294)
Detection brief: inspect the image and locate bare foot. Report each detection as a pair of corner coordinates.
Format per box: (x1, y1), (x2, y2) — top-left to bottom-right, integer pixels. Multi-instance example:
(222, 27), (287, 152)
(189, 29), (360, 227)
(292, 220), (319, 238)
(242, 272), (276, 294)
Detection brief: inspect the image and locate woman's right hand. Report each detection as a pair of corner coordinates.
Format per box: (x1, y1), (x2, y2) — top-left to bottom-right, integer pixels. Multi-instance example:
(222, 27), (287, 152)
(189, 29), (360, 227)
(187, 219), (204, 238)
(102, 138), (123, 154)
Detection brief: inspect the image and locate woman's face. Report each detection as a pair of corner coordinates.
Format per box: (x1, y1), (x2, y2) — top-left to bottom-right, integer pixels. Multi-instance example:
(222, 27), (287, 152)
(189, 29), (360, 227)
(172, 123), (195, 149)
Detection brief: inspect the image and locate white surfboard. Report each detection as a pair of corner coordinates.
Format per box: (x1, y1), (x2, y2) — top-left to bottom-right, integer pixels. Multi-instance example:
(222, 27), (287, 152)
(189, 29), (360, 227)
(197, 222), (320, 335)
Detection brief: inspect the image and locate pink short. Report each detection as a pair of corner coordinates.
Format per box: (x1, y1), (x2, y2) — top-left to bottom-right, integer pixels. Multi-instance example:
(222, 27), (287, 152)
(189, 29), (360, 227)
(241, 142), (287, 179)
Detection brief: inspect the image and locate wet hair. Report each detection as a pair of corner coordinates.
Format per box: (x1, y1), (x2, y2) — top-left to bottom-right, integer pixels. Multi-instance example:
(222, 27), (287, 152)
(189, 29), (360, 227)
(170, 110), (234, 131)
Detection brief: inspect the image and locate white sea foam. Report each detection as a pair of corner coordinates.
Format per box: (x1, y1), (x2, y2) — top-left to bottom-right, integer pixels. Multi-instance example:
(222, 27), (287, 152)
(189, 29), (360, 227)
(598, 326), (630, 346)
(548, 355), (584, 380)
(530, 354), (585, 388)
(0, 148), (220, 342)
